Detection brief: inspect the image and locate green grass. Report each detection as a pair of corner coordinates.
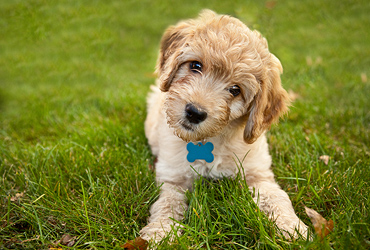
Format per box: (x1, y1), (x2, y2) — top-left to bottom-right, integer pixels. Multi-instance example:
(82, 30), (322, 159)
(1, 0), (369, 249)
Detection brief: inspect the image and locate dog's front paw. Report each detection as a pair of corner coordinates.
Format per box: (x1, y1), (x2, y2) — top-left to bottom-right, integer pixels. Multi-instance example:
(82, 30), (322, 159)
(139, 221), (181, 243)
(276, 218), (310, 240)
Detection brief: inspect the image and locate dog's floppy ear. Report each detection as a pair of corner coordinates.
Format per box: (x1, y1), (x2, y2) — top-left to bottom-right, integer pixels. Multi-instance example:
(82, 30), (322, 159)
(244, 54), (290, 144)
(156, 10), (218, 92)
(156, 23), (190, 92)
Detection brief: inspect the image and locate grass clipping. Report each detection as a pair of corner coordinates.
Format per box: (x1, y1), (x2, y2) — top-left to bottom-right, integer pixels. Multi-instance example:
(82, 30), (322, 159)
(305, 206), (334, 238)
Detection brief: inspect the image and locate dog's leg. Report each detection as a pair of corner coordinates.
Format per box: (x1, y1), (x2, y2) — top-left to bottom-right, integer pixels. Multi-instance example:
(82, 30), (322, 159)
(249, 180), (309, 239)
(140, 182), (188, 243)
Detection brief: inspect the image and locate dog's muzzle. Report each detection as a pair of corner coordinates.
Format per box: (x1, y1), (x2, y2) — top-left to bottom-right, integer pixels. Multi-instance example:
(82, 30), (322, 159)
(185, 103), (207, 124)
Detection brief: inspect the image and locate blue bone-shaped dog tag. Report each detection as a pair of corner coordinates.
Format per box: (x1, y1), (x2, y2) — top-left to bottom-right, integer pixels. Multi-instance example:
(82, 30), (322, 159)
(186, 142), (214, 163)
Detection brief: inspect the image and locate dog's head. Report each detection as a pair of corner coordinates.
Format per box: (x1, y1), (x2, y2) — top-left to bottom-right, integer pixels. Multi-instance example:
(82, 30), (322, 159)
(157, 10), (290, 143)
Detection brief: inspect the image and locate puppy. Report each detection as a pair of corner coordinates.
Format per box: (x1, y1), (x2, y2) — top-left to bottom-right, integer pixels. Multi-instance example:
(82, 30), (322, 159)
(141, 9), (308, 243)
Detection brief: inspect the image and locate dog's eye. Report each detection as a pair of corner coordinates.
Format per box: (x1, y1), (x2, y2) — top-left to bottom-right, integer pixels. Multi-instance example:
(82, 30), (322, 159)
(189, 61), (202, 73)
(229, 85), (241, 97)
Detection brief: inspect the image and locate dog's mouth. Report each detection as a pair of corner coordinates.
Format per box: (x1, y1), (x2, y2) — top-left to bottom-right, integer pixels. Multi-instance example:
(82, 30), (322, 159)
(180, 122), (194, 131)
(166, 101), (229, 142)
(173, 119), (222, 143)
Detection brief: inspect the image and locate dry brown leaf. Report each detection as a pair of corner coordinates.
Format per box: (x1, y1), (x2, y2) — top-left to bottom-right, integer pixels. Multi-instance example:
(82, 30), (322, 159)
(61, 234), (76, 247)
(53, 234), (77, 247)
(305, 206), (334, 238)
(361, 73), (367, 83)
(148, 157), (157, 172)
(10, 192), (24, 202)
(319, 155), (330, 165)
(265, 1), (277, 9)
(123, 236), (148, 250)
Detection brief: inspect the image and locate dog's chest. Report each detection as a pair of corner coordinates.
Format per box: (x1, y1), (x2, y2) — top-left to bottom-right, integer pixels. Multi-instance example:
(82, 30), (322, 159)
(189, 153), (237, 179)
(186, 139), (246, 179)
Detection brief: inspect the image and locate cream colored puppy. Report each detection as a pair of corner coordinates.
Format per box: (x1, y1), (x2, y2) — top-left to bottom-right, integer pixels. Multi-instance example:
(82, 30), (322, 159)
(141, 10), (308, 243)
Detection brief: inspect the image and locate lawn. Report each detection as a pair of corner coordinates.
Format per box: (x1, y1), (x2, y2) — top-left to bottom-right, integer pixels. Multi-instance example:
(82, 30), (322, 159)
(0, 0), (369, 249)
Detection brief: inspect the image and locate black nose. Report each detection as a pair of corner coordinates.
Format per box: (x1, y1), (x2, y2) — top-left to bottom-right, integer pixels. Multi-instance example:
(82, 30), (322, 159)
(185, 103), (207, 124)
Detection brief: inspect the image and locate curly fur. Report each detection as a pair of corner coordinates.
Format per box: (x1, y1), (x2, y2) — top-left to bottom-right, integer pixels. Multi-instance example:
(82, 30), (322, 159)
(140, 10), (308, 243)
